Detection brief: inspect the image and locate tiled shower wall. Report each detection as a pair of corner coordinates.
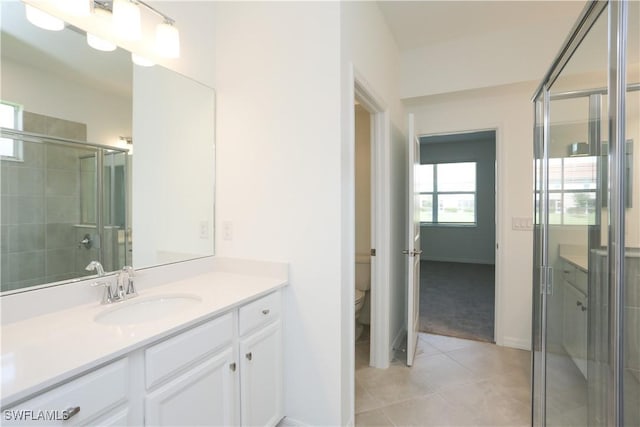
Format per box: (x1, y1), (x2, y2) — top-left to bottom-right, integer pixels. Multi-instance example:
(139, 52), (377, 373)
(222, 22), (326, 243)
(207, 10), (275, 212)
(1, 112), (92, 291)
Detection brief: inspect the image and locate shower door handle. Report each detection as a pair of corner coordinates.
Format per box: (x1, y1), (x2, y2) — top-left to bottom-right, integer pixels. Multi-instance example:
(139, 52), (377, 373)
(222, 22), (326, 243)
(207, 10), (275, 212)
(402, 249), (422, 257)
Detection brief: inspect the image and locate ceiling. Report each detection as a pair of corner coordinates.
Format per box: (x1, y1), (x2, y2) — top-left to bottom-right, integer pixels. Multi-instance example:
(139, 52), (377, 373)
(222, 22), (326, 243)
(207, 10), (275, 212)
(377, 1), (587, 51)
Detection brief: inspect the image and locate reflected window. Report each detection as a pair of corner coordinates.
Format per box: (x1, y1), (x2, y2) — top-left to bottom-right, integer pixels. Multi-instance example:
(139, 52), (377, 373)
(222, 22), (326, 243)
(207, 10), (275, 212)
(418, 162), (476, 225)
(0, 101), (23, 161)
(548, 156), (597, 225)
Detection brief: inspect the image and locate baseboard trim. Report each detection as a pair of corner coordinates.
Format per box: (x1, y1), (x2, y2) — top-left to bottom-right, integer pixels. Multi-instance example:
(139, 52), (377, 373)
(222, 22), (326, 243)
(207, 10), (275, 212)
(421, 256), (495, 265)
(502, 336), (531, 351)
(277, 416), (309, 427)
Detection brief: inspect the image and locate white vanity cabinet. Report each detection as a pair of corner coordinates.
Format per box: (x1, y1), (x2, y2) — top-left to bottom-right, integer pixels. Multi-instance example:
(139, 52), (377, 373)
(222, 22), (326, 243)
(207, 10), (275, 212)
(238, 292), (283, 427)
(144, 313), (237, 426)
(2, 359), (131, 426)
(561, 260), (588, 378)
(3, 288), (284, 427)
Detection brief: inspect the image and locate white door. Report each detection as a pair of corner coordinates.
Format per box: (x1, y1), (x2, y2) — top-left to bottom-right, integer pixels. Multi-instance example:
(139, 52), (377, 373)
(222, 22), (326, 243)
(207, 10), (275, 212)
(405, 114), (421, 366)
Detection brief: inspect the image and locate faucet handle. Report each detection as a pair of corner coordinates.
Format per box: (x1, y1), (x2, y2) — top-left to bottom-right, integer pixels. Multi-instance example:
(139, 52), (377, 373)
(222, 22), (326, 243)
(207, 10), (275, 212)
(91, 281), (114, 304)
(120, 266), (137, 297)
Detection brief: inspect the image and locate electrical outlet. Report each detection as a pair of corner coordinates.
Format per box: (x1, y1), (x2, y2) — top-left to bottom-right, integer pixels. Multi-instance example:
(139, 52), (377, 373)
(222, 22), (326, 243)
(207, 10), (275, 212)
(223, 221), (233, 241)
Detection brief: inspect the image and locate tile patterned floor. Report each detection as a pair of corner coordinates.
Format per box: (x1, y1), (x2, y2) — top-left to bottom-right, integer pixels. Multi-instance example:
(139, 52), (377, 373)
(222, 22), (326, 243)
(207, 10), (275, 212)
(355, 332), (532, 426)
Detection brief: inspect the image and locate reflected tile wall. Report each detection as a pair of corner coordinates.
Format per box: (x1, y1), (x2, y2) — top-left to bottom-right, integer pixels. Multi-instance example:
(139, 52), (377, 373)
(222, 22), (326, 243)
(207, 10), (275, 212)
(0, 112), (87, 291)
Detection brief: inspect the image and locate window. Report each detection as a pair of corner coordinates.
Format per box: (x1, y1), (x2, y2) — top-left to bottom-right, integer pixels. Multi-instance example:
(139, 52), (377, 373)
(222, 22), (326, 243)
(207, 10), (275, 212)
(419, 162), (477, 225)
(0, 101), (23, 161)
(548, 156), (597, 225)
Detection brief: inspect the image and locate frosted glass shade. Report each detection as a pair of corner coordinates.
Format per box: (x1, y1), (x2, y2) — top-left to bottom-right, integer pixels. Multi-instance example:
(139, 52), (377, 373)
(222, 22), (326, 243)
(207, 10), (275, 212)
(62, 0), (92, 16)
(113, 0), (141, 40)
(156, 22), (180, 58)
(25, 5), (64, 31)
(87, 33), (116, 52)
(131, 53), (155, 67)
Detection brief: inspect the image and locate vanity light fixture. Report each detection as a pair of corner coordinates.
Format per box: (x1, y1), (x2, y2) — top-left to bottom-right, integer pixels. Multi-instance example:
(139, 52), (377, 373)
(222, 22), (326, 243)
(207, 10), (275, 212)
(25, 4), (64, 31)
(155, 19), (180, 58)
(87, 5), (116, 51)
(112, 0), (141, 40)
(61, 0), (92, 16)
(131, 53), (155, 67)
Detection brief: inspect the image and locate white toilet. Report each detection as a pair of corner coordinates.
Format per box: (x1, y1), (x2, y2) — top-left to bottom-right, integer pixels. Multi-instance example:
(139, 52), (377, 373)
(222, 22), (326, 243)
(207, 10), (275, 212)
(355, 254), (371, 341)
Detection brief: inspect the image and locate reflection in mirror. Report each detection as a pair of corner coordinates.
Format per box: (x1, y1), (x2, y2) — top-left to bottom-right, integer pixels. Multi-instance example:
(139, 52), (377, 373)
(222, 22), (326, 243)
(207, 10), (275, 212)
(1, 2), (215, 294)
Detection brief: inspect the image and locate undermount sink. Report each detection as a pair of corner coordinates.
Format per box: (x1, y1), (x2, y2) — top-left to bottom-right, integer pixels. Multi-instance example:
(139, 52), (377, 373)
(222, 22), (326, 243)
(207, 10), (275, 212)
(94, 294), (202, 325)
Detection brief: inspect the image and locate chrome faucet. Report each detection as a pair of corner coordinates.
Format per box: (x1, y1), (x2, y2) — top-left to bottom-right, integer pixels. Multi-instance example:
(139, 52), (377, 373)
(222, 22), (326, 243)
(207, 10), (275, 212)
(117, 266), (137, 300)
(86, 260), (105, 276)
(88, 262), (137, 305)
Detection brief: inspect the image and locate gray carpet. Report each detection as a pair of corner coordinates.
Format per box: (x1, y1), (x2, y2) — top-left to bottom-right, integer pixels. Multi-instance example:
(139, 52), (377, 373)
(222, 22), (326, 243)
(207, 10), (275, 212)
(419, 261), (495, 343)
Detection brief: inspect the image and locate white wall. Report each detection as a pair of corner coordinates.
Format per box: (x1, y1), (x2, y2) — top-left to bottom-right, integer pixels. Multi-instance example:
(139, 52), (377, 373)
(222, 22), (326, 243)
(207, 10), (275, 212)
(340, 2), (406, 424)
(1, 58), (131, 147)
(212, 3), (343, 425)
(406, 81), (537, 349)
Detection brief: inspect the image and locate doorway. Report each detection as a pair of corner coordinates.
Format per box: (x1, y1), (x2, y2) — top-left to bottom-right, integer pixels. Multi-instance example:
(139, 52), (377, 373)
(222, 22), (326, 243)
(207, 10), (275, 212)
(419, 131), (497, 343)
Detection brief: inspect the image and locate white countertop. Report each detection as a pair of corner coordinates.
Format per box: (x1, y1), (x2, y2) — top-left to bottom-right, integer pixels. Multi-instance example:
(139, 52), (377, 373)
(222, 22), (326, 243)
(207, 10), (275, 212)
(0, 271), (287, 408)
(560, 253), (589, 271)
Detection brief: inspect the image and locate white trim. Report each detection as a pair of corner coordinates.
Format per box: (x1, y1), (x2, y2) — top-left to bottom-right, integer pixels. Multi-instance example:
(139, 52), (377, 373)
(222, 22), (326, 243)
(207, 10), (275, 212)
(277, 416), (310, 427)
(417, 126), (504, 346)
(502, 336), (531, 351)
(354, 69), (391, 370)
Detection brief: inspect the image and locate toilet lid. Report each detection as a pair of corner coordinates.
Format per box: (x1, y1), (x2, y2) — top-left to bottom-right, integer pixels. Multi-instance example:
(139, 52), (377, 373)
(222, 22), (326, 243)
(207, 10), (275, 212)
(355, 289), (365, 302)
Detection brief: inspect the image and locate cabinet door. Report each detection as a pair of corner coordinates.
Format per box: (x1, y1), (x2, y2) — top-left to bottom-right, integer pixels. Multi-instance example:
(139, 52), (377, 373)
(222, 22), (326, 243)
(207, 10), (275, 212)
(145, 347), (236, 427)
(240, 320), (283, 427)
(562, 281), (588, 377)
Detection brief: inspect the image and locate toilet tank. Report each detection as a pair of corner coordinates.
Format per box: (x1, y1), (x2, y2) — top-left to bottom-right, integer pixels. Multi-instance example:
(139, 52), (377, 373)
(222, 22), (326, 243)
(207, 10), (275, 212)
(355, 254), (371, 292)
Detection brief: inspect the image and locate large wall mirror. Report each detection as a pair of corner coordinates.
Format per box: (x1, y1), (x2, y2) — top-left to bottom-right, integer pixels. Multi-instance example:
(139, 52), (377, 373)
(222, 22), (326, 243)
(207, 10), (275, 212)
(0, 2), (215, 294)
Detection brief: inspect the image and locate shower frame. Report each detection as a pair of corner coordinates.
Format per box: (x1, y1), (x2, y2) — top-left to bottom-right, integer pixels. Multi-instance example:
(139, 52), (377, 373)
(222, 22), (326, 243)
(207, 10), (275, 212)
(0, 127), (130, 281)
(531, 1), (634, 426)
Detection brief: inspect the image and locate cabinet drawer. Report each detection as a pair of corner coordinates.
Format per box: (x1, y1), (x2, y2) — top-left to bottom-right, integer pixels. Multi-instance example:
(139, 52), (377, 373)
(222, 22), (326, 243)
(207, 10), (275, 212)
(145, 313), (233, 389)
(239, 292), (281, 336)
(4, 359), (128, 426)
(575, 268), (588, 295)
(562, 262), (576, 285)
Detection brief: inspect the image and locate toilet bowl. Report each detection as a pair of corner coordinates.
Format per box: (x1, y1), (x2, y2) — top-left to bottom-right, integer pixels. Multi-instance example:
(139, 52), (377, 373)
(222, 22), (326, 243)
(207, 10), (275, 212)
(355, 254), (371, 341)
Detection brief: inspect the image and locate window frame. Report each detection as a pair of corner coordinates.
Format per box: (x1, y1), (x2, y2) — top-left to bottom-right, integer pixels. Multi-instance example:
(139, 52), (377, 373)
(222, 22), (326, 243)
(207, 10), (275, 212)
(420, 161), (478, 227)
(0, 101), (24, 162)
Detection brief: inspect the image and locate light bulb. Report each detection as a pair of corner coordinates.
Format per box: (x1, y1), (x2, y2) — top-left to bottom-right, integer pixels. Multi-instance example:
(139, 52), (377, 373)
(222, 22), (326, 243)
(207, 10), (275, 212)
(155, 21), (180, 58)
(25, 5), (64, 31)
(113, 0), (141, 40)
(131, 53), (155, 67)
(87, 33), (116, 52)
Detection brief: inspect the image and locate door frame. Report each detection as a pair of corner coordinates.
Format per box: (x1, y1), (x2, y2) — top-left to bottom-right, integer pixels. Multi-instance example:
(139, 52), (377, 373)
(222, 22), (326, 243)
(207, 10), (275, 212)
(416, 127), (502, 345)
(354, 72), (391, 369)
(349, 66), (392, 369)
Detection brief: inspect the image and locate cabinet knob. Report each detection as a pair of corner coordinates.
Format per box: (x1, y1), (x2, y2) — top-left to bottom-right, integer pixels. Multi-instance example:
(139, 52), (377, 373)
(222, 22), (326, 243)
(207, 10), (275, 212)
(246, 352), (252, 361)
(63, 406), (81, 420)
(262, 309), (270, 315)
(229, 362), (236, 372)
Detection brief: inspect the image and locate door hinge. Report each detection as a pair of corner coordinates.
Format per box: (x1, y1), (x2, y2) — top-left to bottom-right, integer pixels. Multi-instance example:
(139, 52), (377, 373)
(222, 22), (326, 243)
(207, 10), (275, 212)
(541, 266), (554, 295)
(370, 248), (376, 256)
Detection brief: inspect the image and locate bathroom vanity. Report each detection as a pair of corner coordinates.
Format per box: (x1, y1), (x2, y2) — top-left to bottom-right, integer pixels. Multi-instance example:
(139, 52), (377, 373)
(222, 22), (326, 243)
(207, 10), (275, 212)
(1, 267), (286, 426)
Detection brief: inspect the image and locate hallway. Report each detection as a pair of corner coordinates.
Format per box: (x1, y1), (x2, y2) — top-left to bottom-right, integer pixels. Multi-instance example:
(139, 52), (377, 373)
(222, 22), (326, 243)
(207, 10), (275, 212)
(355, 333), (530, 426)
